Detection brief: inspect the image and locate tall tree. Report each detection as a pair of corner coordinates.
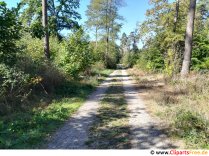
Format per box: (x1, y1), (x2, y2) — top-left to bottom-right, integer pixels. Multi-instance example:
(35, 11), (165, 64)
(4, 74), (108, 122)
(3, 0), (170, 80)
(85, 0), (124, 67)
(173, 0), (180, 32)
(42, 0), (50, 59)
(181, 0), (197, 76)
(120, 32), (130, 55)
(129, 29), (139, 53)
(86, 0), (103, 48)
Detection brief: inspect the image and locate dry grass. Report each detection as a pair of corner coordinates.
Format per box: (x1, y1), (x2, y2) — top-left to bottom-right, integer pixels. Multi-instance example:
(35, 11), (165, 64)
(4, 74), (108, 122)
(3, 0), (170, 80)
(128, 67), (209, 149)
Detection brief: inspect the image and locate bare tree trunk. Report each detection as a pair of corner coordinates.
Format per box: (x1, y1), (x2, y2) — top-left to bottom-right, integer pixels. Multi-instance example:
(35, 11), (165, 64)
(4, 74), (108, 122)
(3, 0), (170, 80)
(172, 0), (180, 76)
(181, 0), (196, 76)
(105, 0), (109, 66)
(42, 0), (50, 59)
(95, 26), (98, 49)
(173, 0), (180, 32)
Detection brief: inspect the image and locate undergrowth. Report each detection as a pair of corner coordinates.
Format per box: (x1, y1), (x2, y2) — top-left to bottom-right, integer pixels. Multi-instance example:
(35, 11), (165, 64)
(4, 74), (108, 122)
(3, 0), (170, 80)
(0, 69), (113, 149)
(128, 68), (209, 149)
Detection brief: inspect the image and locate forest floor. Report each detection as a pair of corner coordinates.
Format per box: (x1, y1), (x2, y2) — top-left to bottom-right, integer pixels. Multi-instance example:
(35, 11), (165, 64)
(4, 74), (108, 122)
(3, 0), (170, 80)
(47, 69), (183, 149)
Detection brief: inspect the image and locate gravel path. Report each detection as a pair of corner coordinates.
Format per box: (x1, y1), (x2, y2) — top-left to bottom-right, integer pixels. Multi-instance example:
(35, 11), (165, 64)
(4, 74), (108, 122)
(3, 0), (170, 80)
(47, 71), (117, 149)
(47, 69), (179, 149)
(121, 70), (179, 149)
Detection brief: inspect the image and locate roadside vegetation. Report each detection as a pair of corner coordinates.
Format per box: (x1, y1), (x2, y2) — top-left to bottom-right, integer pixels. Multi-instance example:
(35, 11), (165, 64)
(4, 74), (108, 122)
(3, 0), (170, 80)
(128, 68), (209, 149)
(119, 0), (209, 149)
(0, 1), (115, 149)
(0, 65), (112, 149)
(1, 0), (209, 150)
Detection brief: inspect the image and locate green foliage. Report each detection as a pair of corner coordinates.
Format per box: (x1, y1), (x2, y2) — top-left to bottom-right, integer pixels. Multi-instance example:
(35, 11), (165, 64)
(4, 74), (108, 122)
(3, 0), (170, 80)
(0, 66), (112, 148)
(20, 0), (81, 37)
(174, 110), (209, 148)
(0, 0), (117, 150)
(192, 32), (209, 70)
(0, 2), (21, 65)
(18, 33), (60, 61)
(57, 29), (93, 77)
(105, 42), (120, 69)
(17, 34), (65, 92)
(90, 40), (120, 69)
(135, 0), (209, 75)
(0, 64), (31, 115)
(135, 45), (164, 72)
(135, 0), (189, 75)
(0, 97), (83, 149)
(86, 0), (124, 68)
(121, 52), (137, 68)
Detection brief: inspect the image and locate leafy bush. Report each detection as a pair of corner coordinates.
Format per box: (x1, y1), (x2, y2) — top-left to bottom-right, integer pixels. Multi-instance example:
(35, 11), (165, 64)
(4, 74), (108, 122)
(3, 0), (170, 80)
(18, 34), (60, 62)
(57, 29), (93, 78)
(135, 48), (164, 72)
(192, 32), (209, 71)
(0, 64), (31, 115)
(174, 110), (209, 148)
(17, 34), (65, 92)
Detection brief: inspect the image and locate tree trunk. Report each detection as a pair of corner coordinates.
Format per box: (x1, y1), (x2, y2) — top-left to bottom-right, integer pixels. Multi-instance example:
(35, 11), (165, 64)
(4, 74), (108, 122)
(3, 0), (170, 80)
(173, 0), (180, 32)
(42, 0), (50, 59)
(181, 0), (196, 76)
(105, 0), (109, 66)
(95, 26), (98, 49)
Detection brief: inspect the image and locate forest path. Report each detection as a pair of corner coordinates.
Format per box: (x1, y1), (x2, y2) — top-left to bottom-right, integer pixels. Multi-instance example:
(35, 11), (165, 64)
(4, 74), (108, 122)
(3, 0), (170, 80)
(122, 70), (179, 149)
(47, 69), (179, 149)
(47, 71), (118, 149)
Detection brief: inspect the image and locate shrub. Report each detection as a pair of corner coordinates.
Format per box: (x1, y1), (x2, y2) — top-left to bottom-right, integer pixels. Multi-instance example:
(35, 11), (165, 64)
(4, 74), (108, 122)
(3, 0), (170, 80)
(57, 29), (93, 78)
(90, 61), (105, 75)
(174, 110), (209, 148)
(135, 48), (164, 72)
(17, 34), (65, 92)
(0, 64), (31, 115)
(17, 56), (65, 93)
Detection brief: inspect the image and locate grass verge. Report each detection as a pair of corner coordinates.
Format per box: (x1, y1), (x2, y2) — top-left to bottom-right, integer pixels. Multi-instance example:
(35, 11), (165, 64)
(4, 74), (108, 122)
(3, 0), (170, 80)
(86, 70), (131, 149)
(128, 67), (209, 149)
(0, 69), (113, 149)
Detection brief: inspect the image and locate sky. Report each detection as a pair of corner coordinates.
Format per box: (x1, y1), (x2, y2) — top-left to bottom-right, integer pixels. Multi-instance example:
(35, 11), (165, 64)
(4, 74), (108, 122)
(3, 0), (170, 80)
(4, 0), (150, 45)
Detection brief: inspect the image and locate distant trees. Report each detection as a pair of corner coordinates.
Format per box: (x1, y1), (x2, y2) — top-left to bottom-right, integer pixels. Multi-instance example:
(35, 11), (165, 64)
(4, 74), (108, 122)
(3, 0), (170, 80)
(120, 33), (130, 55)
(86, 0), (124, 68)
